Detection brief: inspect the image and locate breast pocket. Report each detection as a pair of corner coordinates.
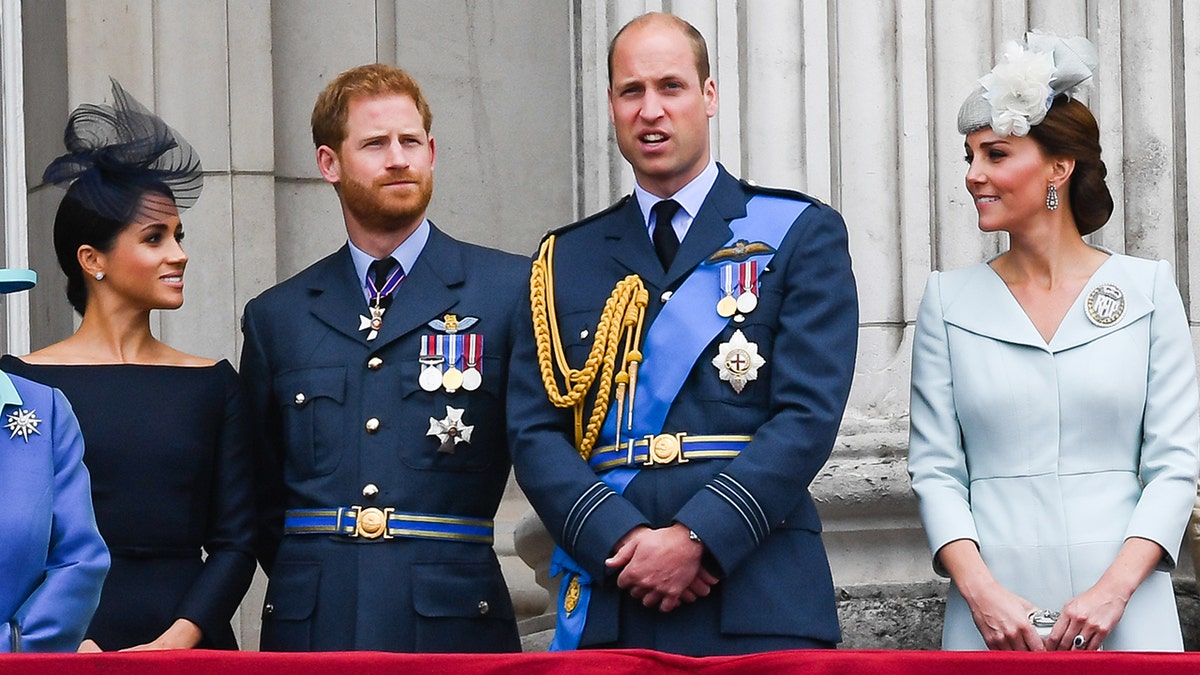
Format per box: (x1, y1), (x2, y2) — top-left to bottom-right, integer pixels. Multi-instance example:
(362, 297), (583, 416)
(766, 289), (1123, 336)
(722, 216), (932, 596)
(695, 313), (777, 409)
(274, 367), (346, 479)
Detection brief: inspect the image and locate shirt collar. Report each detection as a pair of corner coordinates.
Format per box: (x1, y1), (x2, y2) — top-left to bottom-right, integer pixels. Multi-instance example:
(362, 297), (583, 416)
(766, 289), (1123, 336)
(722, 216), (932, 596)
(633, 160), (719, 229)
(348, 218), (431, 297)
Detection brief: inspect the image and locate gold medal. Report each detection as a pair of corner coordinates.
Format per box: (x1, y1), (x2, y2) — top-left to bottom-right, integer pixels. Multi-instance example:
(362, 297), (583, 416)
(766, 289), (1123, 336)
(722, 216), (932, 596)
(716, 295), (738, 318)
(443, 367), (464, 393)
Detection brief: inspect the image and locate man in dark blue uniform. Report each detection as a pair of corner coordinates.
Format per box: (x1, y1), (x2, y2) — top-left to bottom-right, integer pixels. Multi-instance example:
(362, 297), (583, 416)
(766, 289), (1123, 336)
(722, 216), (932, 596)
(241, 64), (523, 652)
(509, 13), (858, 654)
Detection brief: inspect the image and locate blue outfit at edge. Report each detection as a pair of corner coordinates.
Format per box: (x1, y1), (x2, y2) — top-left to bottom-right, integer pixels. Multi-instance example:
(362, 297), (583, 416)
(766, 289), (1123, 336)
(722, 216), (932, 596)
(508, 163), (859, 655)
(0, 270), (109, 653)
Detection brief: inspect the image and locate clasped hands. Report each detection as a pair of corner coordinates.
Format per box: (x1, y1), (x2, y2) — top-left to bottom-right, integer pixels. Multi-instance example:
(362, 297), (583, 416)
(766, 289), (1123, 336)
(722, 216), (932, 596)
(605, 523), (719, 613)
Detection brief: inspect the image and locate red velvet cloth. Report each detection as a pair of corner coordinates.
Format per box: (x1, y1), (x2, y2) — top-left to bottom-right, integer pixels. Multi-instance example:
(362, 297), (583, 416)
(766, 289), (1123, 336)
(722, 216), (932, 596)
(2, 649), (1199, 674)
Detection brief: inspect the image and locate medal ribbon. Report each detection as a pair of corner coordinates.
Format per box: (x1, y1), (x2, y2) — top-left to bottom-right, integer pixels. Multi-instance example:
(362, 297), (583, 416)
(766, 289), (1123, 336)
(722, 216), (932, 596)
(720, 263), (735, 300)
(465, 333), (483, 372)
(739, 260), (758, 300)
(368, 264), (405, 305)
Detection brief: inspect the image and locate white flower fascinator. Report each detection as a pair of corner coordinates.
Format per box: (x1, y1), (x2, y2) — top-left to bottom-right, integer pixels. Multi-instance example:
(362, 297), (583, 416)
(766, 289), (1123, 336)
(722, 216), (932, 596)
(957, 33), (1099, 136)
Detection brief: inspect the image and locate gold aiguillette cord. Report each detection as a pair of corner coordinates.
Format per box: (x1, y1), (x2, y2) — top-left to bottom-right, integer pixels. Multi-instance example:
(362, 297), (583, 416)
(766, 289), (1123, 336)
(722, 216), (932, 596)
(531, 235), (649, 460)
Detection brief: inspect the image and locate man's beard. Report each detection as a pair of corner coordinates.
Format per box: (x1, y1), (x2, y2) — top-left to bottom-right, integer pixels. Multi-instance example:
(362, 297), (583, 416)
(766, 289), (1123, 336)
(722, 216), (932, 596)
(340, 171), (433, 233)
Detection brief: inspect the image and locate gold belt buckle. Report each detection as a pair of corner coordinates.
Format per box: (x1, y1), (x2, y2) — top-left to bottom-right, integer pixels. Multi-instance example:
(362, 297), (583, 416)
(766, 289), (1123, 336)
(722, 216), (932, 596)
(643, 432), (688, 467)
(352, 506), (394, 539)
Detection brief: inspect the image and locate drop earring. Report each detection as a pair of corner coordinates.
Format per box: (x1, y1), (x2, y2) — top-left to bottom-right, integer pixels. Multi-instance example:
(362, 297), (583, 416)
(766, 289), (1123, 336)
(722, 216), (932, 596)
(1046, 183), (1059, 211)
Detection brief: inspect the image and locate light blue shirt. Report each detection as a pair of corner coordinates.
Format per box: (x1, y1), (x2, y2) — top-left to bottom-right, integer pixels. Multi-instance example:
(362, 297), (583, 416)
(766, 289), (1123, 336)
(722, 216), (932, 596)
(634, 160), (719, 246)
(347, 219), (431, 304)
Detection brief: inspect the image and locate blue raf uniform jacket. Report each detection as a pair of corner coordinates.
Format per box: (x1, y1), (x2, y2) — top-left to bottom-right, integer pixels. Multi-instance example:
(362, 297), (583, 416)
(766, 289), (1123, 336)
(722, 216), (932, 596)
(241, 224), (525, 652)
(508, 166), (858, 654)
(0, 372), (109, 652)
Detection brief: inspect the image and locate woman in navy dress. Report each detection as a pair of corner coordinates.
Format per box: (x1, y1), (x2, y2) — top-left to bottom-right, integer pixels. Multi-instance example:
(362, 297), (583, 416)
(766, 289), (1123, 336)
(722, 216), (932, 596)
(2, 80), (255, 651)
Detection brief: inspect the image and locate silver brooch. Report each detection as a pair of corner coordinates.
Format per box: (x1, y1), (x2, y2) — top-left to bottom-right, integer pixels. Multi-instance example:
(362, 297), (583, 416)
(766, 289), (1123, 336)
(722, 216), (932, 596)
(711, 329), (766, 393)
(1085, 283), (1125, 327)
(4, 408), (42, 442)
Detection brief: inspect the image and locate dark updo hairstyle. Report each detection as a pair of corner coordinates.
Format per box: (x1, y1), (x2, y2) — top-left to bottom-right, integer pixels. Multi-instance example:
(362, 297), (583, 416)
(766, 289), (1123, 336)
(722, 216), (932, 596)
(52, 181), (173, 315)
(43, 79), (203, 315)
(1027, 95), (1114, 236)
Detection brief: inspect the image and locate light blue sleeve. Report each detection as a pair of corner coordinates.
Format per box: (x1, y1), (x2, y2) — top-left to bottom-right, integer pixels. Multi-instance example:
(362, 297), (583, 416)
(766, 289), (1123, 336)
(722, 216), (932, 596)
(907, 272), (980, 576)
(1123, 260), (1200, 569)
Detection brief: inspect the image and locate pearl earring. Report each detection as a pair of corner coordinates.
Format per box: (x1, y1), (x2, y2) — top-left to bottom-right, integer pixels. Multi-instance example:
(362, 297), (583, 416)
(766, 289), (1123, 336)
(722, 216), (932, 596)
(94, 272), (105, 281)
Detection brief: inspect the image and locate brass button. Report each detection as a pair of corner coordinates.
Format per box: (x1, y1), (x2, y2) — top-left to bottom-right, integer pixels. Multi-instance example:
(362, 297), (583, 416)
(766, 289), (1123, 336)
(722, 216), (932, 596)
(478, 600), (490, 615)
(660, 291), (673, 303)
(367, 356), (383, 370)
(365, 417), (380, 433)
(362, 483), (379, 498)
(293, 392), (306, 406)
(264, 603), (274, 616)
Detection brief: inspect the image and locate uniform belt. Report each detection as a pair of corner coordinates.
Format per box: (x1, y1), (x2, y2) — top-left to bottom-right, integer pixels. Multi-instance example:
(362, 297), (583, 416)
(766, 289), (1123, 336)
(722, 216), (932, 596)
(284, 507), (494, 544)
(587, 434), (751, 472)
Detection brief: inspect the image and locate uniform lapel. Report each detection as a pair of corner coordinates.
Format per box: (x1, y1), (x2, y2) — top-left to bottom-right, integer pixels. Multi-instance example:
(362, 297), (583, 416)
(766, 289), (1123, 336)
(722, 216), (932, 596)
(309, 246), (374, 342)
(606, 197), (664, 284)
(664, 169), (744, 289)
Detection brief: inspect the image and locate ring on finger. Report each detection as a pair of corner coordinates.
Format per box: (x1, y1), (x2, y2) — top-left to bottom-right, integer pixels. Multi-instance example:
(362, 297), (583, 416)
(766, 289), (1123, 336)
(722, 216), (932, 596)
(1073, 634), (1087, 649)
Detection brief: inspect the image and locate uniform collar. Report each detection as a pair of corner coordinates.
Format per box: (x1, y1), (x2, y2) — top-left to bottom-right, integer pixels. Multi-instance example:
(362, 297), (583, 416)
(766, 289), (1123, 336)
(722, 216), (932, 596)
(633, 160), (719, 232)
(347, 218), (431, 300)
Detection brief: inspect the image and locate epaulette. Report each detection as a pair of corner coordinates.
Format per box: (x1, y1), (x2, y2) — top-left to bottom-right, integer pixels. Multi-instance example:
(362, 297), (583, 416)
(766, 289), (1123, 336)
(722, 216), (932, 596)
(739, 178), (826, 207)
(540, 194), (633, 243)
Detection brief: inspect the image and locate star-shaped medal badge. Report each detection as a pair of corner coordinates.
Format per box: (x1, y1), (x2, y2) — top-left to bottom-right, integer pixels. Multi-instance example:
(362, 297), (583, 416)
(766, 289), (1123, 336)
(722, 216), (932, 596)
(427, 406), (475, 454)
(359, 306), (386, 341)
(4, 407), (42, 442)
(712, 329), (766, 394)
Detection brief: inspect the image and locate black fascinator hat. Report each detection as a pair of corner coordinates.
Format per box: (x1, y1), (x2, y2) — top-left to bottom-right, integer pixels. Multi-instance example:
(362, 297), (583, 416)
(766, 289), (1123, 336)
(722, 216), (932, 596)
(43, 78), (203, 222)
(44, 79), (203, 315)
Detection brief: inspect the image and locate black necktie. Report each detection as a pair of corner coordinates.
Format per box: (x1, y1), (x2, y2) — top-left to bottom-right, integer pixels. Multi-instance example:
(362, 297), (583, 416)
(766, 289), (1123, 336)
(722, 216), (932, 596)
(368, 257), (401, 309)
(652, 199), (681, 270)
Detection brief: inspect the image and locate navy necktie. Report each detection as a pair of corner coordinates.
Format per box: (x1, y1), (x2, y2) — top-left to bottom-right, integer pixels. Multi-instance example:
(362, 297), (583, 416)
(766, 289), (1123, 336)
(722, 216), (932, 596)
(652, 199), (681, 270)
(368, 257), (401, 309)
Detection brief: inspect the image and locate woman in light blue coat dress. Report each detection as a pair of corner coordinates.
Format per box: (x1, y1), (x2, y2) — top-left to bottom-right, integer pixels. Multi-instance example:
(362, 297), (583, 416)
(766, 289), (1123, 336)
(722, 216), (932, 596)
(0, 269), (109, 652)
(908, 34), (1200, 651)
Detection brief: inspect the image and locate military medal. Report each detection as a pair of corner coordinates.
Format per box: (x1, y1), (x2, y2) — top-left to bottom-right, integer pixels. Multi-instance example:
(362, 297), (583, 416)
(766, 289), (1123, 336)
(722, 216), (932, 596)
(419, 336), (444, 392)
(358, 263), (405, 341)
(3, 407), (41, 442)
(427, 406), (474, 454)
(1085, 283), (1125, 327)
(442, 335), (464, 392)
(712, 329), (765, 393)
(716, 264), (738, 317)
(735, 261), (759, 314)
(462, 333), (483, 391)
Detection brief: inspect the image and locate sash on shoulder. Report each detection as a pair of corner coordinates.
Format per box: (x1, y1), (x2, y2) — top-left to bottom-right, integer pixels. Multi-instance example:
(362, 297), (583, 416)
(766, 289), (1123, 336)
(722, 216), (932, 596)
(549, 193), (810, 650)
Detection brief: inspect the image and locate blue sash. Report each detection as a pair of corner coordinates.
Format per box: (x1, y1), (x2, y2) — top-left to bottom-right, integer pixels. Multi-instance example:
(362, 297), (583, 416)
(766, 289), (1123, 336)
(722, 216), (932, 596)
(549, 194), (809, 650)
